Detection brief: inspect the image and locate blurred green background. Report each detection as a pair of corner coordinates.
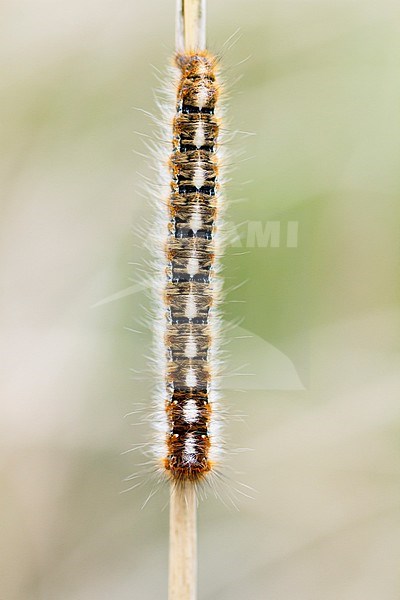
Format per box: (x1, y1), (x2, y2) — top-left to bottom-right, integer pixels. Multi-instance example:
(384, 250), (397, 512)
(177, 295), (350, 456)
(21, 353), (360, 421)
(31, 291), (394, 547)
(1, 0), (399, 598)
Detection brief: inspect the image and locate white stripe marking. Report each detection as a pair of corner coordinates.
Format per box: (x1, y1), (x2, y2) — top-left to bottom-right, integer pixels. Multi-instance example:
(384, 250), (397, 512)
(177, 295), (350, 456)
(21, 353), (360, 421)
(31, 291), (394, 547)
(183, 399), (198, 423)
(190, 203), (202, 233)
(183, 433), (197, 462)
(193, 162), (205, 189)
(185, 338), (197, 358)
(197, 84), (209, 109)
(187, 257), (199, 276)
(185, 295), (197, 318)
(193, 121), (205, 148)
(185, 368), (197, 387)
(196, 62), (207, 76)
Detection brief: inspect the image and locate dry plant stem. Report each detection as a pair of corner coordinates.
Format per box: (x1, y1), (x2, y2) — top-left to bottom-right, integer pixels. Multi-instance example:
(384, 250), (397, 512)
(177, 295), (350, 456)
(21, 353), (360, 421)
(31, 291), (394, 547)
(169, 483), (197, 600)
(176, 0), (206, 52)
(168, 0), (206, 600)
(168, 2), (205, 599)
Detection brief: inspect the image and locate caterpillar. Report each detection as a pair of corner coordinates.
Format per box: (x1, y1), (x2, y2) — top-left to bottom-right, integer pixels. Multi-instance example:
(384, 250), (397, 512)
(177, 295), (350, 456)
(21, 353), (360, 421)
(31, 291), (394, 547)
(154, 49), (223, 486)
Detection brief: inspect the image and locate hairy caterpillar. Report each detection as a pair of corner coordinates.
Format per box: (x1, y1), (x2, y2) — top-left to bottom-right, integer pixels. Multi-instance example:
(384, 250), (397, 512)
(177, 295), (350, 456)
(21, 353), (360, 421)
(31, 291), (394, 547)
(154, 49), (223, 486)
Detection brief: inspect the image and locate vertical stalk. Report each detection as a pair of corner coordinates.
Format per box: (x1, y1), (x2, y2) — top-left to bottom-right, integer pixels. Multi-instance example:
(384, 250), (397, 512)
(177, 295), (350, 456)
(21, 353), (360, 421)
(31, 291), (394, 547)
(168, 3), (206, 598)
(176, 0), (206, 52)
(168, 483), (197, 600)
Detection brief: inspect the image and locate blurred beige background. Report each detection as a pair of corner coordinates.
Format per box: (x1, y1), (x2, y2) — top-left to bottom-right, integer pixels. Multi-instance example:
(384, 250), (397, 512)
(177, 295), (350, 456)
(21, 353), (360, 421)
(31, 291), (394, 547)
(1, 0), (399, 598)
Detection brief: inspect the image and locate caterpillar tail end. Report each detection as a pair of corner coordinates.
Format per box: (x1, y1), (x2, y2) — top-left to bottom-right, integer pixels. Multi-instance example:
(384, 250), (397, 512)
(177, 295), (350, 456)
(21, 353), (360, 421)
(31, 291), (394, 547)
(163, 456), (214, 486)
